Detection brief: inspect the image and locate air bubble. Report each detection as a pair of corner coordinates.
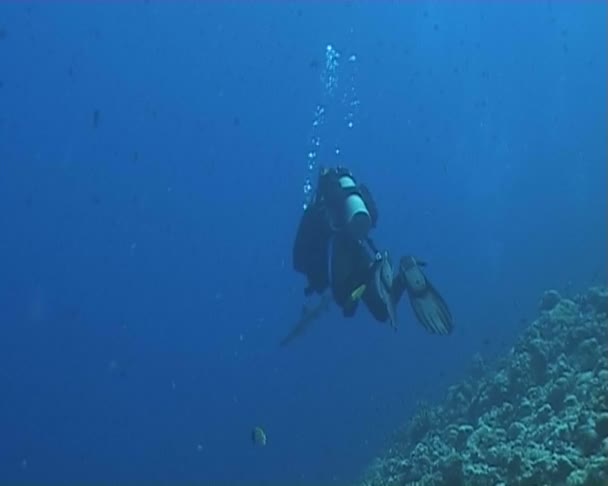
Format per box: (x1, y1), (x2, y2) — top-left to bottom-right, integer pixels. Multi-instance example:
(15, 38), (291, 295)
(301, 45), (359, 210)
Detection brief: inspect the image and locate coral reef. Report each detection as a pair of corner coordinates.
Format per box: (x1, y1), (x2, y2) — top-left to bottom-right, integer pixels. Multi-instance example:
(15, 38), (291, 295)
(359, 287), (608, 486)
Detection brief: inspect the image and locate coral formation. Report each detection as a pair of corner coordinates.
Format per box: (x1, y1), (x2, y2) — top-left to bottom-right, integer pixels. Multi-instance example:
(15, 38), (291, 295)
(359, 287), (608, 486)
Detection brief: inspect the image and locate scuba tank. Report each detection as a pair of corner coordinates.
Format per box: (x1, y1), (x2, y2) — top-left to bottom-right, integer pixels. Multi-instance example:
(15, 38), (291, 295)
(318, 167), (378, 240)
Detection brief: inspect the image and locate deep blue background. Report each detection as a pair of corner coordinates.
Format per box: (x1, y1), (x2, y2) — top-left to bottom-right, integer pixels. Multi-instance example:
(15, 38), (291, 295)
(0, 2), (605, 485)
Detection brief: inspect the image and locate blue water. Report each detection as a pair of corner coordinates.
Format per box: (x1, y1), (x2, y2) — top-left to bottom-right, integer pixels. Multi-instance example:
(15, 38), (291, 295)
(0, 2), (605, 485)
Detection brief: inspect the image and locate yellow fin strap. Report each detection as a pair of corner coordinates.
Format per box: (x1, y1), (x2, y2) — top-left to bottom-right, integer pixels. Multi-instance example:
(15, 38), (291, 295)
(350, 284), (367, 302)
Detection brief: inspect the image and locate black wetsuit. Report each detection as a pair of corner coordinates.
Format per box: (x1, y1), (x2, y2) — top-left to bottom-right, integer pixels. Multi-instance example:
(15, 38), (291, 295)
(292, 168), (454, 335)
(292, 169), (391, 322)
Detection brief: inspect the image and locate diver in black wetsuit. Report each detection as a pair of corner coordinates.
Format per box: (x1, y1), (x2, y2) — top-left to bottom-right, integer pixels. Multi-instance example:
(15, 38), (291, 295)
(292, 166), (453, 335)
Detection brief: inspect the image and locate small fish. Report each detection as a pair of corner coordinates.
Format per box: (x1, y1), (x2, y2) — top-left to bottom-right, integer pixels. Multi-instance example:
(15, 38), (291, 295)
(251, 426), (267, 447)
(279, 293), (331, 346)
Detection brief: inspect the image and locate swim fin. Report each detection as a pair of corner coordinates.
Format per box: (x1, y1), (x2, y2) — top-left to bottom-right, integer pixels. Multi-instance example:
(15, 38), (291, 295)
(280, 293), (332, 346)
(399, 256), (453, 335)
(375, 251), (398, 329)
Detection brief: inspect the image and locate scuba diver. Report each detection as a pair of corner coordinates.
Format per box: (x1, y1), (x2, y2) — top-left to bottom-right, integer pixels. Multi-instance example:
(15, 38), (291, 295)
(287, 166), (453, 341)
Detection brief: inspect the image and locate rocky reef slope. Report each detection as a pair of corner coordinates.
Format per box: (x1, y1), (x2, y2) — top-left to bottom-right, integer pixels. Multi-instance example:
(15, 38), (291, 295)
(359, 287), (608, 486)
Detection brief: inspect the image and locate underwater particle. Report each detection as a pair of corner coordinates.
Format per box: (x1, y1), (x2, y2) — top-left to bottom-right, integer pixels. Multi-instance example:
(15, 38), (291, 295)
(92, 108), (100, 128)
(232, 116), (240, 127)
(251, 426), (267, 446)
(108, 359), (119, 372)
(108, 359), (127, 378)
(196, 443), (203, 452)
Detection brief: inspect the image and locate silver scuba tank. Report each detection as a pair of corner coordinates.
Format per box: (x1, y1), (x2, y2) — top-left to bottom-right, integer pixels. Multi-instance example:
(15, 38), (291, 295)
(338, 175), (372, 240)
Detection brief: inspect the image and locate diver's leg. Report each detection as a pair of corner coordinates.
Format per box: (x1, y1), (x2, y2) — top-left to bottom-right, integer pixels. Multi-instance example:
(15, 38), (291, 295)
(362, 288), (389, 323)
(361, 251), (396, 326)
(329, 233), (371, 316)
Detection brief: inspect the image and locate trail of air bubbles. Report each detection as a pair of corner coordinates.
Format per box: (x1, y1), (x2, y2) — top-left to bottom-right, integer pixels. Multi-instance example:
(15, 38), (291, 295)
(322, 44), (341, 96)
(302, 44), (359, 210)
(343, 54), (360, 130)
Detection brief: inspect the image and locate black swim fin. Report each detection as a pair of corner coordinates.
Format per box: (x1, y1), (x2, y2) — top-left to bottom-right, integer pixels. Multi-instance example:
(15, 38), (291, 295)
(375, 251), (398, 329)
(399, 256), (453, 335)
(280, 293), (332, 346)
